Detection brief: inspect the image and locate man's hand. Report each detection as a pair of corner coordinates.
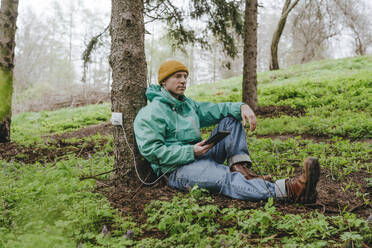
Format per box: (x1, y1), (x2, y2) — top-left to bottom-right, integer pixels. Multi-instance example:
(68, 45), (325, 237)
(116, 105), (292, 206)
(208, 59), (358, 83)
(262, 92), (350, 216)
(241, 104), (257, 131)
(194, 139), (214, 157)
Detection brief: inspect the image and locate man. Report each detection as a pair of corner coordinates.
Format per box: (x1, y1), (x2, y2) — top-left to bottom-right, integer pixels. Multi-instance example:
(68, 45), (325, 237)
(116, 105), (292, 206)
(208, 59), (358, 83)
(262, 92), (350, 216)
(134, 60), (320, 203)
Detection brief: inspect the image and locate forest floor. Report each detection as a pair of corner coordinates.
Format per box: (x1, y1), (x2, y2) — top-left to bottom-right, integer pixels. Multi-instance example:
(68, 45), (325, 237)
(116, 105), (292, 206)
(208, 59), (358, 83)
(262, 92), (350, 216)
(2, 105), (370, 228)
(3, 56), (371, 247)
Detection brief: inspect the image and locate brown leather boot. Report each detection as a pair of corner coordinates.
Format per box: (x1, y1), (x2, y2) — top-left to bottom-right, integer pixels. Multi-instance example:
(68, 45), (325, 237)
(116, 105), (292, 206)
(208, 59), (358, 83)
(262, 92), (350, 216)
(230, 162), (273, 182)
(285, 157), (320, 204)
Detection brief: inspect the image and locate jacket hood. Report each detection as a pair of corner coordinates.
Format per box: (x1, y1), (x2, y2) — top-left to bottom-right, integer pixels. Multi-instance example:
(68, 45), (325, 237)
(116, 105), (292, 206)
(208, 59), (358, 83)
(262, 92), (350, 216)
(146, 84), (186, 108)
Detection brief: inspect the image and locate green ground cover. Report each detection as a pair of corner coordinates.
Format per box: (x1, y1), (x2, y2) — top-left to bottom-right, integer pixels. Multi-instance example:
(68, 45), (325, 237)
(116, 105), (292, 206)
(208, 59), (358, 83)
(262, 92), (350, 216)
(0, 154), (130, 248)
(188, 56), (372, 139)
(245, 137), (371, 181)
(138, 191), (370, 247)
(1, 155), (371, 247)
(2, 56), (372, 247)
(11, 103), (110, 144)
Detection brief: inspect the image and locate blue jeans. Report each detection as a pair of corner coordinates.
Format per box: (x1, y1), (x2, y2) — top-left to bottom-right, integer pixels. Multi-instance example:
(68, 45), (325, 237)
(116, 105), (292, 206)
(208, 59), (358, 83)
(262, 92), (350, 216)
(168, 117), (286, 201)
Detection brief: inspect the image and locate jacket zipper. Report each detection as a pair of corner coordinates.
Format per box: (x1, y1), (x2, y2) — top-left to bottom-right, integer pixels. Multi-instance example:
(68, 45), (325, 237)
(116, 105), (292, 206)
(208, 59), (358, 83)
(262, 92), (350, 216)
(174, 107), (178, 139)
(160, 87), (198, 140)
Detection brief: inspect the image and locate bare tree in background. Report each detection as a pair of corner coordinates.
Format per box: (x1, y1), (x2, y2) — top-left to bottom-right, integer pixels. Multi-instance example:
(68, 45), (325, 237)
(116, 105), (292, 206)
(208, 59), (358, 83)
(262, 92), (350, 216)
(289, 0), (337, 64)
(269, 0), (300, 70)
(242, 0), (258, 111)
(13, 1), (112, 114)
(0, 0), (19, 143)
(15, 9), (75, 90)
(333, 0), (372, 56)
(110, 0), (152, 182)
(257, 10), (278, 71)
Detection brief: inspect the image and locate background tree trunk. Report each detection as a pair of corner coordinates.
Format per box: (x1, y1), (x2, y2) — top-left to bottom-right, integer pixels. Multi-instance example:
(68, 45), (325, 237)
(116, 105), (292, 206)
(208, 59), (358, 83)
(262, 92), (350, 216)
(242, 0), (258, 111)
(0, 0), (19, 143)
(269, 0), (300, 70)
(110, 0), (152, 183)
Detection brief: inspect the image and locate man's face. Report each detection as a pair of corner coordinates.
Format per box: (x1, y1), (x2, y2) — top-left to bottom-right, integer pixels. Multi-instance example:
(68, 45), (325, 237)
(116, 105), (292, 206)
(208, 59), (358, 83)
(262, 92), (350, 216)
(162, 71), (188, 99)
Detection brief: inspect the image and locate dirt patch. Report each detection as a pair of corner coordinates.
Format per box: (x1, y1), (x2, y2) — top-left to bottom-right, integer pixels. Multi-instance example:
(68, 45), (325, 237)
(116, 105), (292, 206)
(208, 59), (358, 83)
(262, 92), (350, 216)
(0, 123), (114, 164)
(256, 105), (305, 118)
(0, 138), (111, 164)
(47, 122), (113, 140)
(316, 169), (370, 215)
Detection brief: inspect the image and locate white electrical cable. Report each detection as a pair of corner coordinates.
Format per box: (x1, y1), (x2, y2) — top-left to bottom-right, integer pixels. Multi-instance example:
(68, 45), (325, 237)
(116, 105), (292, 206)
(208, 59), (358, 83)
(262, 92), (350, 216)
(120, 124), (176, 186)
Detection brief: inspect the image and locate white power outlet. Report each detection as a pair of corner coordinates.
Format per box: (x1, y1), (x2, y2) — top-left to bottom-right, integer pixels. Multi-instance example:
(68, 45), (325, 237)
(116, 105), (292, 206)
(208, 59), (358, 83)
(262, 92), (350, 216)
(111, 112), (123, 126)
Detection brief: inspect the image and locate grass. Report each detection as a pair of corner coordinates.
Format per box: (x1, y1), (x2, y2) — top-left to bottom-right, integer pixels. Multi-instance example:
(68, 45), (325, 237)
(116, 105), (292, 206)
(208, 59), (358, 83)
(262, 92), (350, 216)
(11, 103), (110, 145)
(245, 137), (371, 181)
(2, 56), (372, 247)
(189, 56), (372, 139)
(0, 154), (123, 247)
(187, 56), (372, 97)
(138, 190), (371, 247)
(254, 110), (371, 139)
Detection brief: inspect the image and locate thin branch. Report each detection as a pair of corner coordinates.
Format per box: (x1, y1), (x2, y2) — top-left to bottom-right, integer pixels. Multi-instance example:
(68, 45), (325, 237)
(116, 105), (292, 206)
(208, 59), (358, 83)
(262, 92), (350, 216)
(144, 1), (165, 13)
(282, 0), (300, 20)
(82, 23), (110, 65)
(79, 167), (126, 181)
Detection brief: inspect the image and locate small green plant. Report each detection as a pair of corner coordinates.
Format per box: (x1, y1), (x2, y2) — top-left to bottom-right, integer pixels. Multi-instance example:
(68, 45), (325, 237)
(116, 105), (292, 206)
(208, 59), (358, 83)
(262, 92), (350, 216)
(11, 103), (111, 144)
(139, 193), (372, 247)
(365, 178), (372, 188)
(238, 198), (278, 237)
(0, 156), (136, 247)
(341, 180), (353, 192)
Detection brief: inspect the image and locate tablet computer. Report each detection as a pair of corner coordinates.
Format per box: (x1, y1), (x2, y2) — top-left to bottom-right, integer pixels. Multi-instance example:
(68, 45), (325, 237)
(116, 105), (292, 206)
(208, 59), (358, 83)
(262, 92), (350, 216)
(205, 130), (231, 145)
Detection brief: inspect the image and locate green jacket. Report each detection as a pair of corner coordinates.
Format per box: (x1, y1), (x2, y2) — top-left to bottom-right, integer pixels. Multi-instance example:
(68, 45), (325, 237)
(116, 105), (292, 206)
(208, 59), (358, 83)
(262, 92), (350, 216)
(133, 85), (244, 176)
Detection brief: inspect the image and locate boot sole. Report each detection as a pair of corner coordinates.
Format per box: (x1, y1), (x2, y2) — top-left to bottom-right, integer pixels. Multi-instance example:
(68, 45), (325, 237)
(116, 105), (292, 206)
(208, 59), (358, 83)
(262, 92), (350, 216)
(303, 157), (320, 204)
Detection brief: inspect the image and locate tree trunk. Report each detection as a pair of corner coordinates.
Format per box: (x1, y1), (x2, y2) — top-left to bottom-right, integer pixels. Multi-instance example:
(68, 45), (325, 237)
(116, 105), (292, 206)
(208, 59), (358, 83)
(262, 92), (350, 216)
(242, 0), (258, 111)
(0, 0), (19, 143)
(301, 41), (315, 64)
(269, 0), (300, 71)
(355, 35), (365, 56)
(110, 0), (153, 183)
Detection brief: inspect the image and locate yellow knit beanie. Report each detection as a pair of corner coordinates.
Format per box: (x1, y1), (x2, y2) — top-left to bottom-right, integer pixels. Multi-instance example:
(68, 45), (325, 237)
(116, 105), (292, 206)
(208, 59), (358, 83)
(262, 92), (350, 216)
(158, 60), (189, 84)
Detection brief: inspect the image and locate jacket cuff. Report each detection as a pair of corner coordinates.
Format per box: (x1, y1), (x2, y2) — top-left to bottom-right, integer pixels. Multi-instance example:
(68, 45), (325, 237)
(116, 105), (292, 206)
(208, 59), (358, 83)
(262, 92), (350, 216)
(231, 102), (245, 120)
(183, 145), (195, 164)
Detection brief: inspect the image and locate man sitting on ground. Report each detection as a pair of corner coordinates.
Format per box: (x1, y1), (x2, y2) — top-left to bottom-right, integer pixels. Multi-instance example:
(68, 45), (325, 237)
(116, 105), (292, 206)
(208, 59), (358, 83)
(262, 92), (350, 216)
(134, 60), (320, 203)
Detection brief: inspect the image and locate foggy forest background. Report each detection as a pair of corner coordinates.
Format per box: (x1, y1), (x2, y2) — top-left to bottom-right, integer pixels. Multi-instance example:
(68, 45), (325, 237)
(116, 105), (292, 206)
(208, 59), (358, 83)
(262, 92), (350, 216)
(12, 0), (372, 114)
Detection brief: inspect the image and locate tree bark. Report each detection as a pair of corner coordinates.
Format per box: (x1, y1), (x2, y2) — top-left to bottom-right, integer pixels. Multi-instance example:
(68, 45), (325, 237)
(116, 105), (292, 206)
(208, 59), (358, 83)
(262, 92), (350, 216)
(242, 0), (258, 111)
(0, 0), (19, 143)
(110, 0), (153, 183)
(269, 0), (300, 71)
